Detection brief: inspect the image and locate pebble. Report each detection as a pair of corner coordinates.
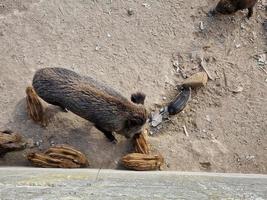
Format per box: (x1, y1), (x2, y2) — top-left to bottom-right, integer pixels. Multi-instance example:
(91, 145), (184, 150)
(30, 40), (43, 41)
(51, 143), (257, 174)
(95, 45), (100, 51)
(142, 3), (151, 9)
(235, 44), (241, 48)
(231, 86), (244, 93)
(200, 162), (211, 169)
(35, 141), (40, 147)
(27, 139), (35, 148)
(127, 8), (134, 16)
(206, 115), (211, 122)
(258, 54), (266, 65)
(199, 21), (204, 30)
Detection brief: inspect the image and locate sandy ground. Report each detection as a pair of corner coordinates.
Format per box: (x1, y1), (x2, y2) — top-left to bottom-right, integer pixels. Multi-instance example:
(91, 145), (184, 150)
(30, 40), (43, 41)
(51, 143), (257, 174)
(0, 0), (266, 173)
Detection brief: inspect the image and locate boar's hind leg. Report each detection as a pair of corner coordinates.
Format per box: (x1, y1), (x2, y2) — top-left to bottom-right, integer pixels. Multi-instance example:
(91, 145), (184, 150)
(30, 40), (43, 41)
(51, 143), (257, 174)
(95, 125), (118, 144)
(46, 100), (67, 112)
(247, 7), (253, 19)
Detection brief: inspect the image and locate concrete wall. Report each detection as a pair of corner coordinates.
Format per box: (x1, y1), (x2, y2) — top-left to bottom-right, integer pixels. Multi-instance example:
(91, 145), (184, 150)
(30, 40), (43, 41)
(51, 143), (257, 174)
(0, 168), (267, 199)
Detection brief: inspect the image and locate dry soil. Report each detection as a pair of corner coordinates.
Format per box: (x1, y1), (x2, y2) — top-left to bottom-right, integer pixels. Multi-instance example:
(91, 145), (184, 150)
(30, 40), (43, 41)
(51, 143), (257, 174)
(0, 0), (266, 173)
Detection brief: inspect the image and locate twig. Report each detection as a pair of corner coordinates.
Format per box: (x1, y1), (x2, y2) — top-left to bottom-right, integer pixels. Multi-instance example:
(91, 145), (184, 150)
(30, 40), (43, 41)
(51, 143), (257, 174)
(259, 66), (267, 74)
(182, 125), (189, 137)
(222, 68), (228, 87)
(200, 58), (214, 80)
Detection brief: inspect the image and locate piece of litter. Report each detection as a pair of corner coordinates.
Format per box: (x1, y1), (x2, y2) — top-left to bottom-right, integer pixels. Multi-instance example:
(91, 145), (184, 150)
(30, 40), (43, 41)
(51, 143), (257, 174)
(107, 33), (111, 38)
(151, 112), (163, 127)
(182, 125), (189, 137)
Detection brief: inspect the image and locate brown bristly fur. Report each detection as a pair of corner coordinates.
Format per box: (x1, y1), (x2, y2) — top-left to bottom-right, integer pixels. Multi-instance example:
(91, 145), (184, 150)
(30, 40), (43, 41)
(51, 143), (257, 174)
(211, 0), (257, 19)
(25, 86), (47, 126)
(32, 68), (148, 142)
(121, 153), (164, 171)
(133, 132), (150, 154)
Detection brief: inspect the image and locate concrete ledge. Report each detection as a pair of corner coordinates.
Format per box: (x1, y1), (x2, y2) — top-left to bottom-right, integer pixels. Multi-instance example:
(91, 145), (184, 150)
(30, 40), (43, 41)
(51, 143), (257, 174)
(0, 168), (267, 199)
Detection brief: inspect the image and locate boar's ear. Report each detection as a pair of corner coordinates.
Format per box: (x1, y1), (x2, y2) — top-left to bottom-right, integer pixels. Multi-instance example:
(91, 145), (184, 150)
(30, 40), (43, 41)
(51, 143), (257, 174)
(131, 92), (146, 105)
(127, 114), (146, 127)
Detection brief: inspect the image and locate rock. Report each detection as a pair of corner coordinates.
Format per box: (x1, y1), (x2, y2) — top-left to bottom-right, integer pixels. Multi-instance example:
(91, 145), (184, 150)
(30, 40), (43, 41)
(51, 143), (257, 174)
(206, 115), (211, 122)
(127, 8), (134, 16)
(27, 139), (35, 148)
(95, 45), (100, 51)
(142, 3), (151, 9)
(231, 86), (244, 93)
(235, 44), (241, 48)
(199, 21), (204, 30)
(258, 54), (266, 66)
(200, 162), (211, 169)
(182, 72), (208, 88)
(35, 141), (40, 147)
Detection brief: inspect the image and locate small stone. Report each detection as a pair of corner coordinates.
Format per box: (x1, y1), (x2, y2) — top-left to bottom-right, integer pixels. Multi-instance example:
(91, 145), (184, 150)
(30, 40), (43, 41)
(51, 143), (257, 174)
(142, 3), (151, 9)
(95, 45), (100, 51)
(199, 21), (204, 30)
(182, 72), (208, 88)
(235, 44), (241, 48)
(173, 60), (179, 68)
(206, 115), (211, 122)
(231, 86), (244, 93)
(35, 141), (40, 147)
(127, 8), (134, 16)
(162, 96), (166, 100)
(200, 162), (211, 169)
(258, 54), (266, 66)
(107, 33), (111, 38)
(27, 139), (35, 148)
(159, 107), (166, 113)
